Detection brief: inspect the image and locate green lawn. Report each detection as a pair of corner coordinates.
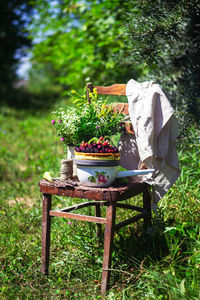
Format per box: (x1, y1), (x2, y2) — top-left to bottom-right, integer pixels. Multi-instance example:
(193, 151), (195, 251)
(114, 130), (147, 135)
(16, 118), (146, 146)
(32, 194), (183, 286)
(0, 106), (199, 299)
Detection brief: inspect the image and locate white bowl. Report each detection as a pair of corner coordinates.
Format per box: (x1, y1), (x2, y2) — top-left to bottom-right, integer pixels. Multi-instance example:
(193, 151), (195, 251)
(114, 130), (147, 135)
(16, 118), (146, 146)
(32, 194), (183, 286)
(76, 164), (117, 187)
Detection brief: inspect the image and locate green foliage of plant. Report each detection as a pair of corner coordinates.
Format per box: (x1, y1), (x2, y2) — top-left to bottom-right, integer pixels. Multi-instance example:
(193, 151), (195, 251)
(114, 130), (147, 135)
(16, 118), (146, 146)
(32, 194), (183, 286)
(29, 0), (141, 89)
(0, 107), (199, 298)
(123, 0), (200, 125)
(51, 88), (124, 147)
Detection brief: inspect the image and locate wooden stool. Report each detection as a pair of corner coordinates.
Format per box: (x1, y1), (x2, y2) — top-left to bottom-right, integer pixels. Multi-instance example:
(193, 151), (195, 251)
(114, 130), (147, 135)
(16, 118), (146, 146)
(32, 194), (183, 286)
(39, 178), (151, 294)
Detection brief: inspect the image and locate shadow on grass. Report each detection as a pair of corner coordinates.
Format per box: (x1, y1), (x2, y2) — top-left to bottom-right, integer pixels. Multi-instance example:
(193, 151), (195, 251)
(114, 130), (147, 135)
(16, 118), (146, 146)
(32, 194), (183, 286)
(49, 210), (173, 283)
(109, 214), (172, 285)
(0, 86), (62, 113)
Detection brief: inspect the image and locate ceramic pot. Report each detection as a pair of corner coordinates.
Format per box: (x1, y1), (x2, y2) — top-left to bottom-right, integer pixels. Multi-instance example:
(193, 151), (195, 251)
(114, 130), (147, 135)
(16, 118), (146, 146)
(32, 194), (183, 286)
(73, 159), (154, 187)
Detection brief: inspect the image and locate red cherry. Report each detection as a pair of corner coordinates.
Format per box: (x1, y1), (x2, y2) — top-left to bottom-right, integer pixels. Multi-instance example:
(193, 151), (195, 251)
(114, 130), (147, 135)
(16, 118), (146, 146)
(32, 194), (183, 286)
(99, 137), (104, 141)
(97, 141), (101, 145)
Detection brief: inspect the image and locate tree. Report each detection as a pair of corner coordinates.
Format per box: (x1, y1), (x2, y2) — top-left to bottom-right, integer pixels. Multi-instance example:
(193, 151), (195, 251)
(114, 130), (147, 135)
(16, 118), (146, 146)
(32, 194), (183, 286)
(123, 0), (200, 123)
(30, 0), (141, 90)
(0, 0), (33, 104)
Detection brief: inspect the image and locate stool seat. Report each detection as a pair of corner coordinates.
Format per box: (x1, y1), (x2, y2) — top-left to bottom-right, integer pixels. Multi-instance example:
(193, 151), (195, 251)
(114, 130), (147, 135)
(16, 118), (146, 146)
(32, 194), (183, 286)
(39, 178), (147, 202)
(39, 178), (151, 294)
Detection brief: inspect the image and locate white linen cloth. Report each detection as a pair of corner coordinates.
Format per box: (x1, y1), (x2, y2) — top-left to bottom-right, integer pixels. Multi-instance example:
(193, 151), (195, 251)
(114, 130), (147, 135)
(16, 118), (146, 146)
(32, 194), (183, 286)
(118, 79), (180, 210)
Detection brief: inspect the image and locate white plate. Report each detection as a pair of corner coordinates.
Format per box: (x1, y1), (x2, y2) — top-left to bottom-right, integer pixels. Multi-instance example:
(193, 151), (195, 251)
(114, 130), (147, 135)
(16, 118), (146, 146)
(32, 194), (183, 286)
(116, 169), (155, 178)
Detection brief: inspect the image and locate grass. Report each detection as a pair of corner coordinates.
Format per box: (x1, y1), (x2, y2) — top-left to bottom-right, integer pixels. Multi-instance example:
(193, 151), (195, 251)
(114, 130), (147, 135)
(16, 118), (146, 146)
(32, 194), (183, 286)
(0, 105), (200, 299)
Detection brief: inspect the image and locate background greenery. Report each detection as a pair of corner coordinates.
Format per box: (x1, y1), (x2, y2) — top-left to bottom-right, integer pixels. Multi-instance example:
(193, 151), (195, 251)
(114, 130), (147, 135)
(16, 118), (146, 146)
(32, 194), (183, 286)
(123, 0), (200, 127)
(29, 0), (200, 123)
(0, 0), (200, 299)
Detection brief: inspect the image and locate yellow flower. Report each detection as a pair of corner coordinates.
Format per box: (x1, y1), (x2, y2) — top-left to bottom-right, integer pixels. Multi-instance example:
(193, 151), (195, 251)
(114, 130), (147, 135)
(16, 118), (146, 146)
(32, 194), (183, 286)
(71, 90), (77, 94)
(93, 88), (98, 99)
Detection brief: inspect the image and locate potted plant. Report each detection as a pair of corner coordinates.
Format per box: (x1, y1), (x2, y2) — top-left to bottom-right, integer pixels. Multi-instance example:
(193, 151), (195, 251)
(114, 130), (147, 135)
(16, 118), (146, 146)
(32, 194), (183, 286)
(51, 87), (125, 155)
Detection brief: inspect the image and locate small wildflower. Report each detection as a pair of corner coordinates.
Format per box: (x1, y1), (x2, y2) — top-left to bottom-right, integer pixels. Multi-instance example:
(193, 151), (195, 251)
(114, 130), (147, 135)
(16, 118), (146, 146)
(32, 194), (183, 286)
(68, 221), (72, 225)
(71, 90), (77, 94)
(60, 137), (65, 142)
(20, 274), (23, 277)
(96, 125), (100, 130)
(51, 119), (56, 125)
(93, 88), (97, 95)
(58, 119), (62, 123)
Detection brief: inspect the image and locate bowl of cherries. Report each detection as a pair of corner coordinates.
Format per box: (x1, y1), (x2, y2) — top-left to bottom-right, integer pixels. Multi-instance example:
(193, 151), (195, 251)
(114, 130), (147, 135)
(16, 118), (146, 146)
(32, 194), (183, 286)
(73, 137), (154, 187)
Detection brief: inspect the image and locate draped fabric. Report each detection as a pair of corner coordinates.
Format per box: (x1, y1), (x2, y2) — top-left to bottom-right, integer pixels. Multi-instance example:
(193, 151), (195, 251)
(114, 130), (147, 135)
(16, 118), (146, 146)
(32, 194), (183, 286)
(118, 79), (180, 210)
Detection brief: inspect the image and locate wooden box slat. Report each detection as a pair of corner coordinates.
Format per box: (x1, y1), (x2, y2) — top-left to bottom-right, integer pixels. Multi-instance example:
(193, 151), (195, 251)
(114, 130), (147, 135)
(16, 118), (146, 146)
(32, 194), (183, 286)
(49, 210), (106, 224)
(94, 84), (126, 96)
(110, 103), (129, 115)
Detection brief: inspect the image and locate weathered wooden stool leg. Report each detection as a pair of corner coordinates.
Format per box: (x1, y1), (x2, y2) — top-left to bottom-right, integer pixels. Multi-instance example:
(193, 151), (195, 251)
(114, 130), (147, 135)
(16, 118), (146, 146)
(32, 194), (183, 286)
(101, 203), (116, 294)
(95, 203), (103, 241)
(41, 193), (52, 275)
(143, 185), (152, 229)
